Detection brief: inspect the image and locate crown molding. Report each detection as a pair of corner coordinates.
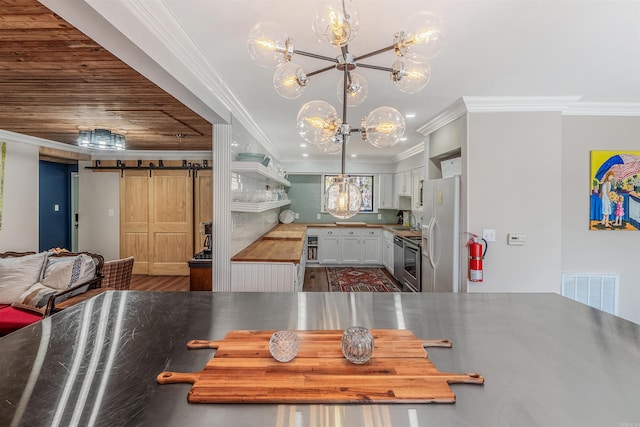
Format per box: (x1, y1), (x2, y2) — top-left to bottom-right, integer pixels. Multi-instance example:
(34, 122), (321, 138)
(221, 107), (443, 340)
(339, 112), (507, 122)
(394, 142), (424, 162)
(417, 96), (640, 137)
(123, 0), (281, 159)
(0, 129), (90, 154)
(562, 102), (640, 116)
(462, 96), (583, 112)
(416, 98), (467, 136)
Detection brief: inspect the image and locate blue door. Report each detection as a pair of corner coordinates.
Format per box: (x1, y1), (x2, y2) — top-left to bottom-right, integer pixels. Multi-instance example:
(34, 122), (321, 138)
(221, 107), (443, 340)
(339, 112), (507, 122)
(39, 161), (78, 251)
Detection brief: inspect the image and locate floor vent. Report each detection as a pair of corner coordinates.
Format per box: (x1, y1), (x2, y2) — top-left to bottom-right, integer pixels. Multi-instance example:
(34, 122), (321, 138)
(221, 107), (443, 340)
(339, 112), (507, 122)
(561, 274), (618, 315)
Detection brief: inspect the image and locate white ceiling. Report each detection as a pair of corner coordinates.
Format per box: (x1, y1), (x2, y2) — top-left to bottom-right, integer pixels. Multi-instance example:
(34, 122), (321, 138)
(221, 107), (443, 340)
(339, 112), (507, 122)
(44, 0), (640, 163)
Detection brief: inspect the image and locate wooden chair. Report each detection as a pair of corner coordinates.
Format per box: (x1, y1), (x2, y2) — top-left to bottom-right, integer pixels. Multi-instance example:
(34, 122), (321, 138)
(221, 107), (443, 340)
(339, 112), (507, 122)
(53, 256), (134, 311)
(101, 256), (134, 290)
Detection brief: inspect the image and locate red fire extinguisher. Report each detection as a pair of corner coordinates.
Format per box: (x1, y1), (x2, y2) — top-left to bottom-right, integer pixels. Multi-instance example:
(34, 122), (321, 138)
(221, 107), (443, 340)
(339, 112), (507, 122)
(465, 233), (488, 282)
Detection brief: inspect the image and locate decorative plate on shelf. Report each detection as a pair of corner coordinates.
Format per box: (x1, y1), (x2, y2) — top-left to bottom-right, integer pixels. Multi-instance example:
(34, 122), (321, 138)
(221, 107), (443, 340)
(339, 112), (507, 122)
(279, 210), (295, 224)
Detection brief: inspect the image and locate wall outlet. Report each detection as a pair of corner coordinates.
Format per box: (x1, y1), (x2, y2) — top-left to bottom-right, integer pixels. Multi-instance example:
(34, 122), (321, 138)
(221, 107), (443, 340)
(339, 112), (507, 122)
(54, 204), (59, 212)
(108, 209), (115, 217)
(377, 213), (382, 220)
(295, 212), (299, 219)
(316, 213), (321, 220)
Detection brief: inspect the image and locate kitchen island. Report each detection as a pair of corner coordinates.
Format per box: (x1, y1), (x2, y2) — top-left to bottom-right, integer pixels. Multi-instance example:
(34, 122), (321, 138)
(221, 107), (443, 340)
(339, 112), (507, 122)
(1, 291), (638, 426)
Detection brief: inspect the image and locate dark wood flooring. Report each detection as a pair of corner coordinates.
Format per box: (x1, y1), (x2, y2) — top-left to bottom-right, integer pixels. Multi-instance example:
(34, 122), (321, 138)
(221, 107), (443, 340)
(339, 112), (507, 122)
(129, 267), (400, 292)
(130, 274), (190, 291)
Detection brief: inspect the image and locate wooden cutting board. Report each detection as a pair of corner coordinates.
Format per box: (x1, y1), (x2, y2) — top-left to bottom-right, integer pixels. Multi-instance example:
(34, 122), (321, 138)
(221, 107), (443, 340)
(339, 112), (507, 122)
(157, 329), (483, 404)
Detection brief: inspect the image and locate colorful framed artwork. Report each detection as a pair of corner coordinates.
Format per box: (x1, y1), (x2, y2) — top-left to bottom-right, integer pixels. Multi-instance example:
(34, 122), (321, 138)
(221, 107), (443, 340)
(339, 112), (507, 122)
(590, 150), (640, 231)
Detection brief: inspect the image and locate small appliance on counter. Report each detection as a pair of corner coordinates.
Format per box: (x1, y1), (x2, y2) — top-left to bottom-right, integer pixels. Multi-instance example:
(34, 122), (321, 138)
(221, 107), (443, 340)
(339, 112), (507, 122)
(202, 221), (212, 258)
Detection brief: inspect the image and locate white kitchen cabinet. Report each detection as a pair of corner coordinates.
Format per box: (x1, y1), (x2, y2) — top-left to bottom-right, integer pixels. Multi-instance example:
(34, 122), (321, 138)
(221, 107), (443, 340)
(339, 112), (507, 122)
(341, 229), (361, 264)
(382, 230), (394, 274)
(361, 229), (382, 264)
(378, 174), (395, 209)
(317, 227), (383, 265)
(318, 229), (340, 264)
(395, 170), (412, 197)
(412, 167), (424, 212)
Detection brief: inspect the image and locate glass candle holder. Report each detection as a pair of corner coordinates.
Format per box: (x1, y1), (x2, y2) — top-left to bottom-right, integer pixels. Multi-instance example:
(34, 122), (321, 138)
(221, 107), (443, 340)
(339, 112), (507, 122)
(269, 330), (300, 362)
(341, 326), (374, 364)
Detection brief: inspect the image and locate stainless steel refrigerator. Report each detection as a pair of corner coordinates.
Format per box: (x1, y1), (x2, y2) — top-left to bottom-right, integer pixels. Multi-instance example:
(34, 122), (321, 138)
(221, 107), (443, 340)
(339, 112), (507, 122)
(421, 176), (460, 292)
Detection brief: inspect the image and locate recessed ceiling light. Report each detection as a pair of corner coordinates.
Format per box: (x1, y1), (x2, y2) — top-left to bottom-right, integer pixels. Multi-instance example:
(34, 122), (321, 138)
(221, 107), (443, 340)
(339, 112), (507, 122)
(302, 153), (308, 157)
(350, 154), (357, 158)
(405, 113), (416, 118)
(400, 137), (407, 141)
(300, 143), (307, 147)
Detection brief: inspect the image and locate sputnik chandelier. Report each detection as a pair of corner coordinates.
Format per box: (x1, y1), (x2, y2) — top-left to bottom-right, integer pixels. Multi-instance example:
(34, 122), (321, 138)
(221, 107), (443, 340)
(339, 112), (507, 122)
(248, 0), (444, 218)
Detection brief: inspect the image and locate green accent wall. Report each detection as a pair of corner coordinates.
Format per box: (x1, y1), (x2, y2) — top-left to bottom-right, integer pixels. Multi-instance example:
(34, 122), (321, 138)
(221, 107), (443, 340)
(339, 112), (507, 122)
(285, 174), (399, 224)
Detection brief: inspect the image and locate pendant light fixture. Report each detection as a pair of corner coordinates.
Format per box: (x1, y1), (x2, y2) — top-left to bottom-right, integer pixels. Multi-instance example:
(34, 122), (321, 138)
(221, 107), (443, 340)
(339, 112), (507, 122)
(248, 0), (445, 218)
(77, 129), (126, 150)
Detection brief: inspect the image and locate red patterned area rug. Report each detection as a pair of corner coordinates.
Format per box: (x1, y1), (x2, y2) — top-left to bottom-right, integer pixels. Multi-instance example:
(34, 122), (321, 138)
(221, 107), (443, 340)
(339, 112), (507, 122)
(327, 267), (402, 292)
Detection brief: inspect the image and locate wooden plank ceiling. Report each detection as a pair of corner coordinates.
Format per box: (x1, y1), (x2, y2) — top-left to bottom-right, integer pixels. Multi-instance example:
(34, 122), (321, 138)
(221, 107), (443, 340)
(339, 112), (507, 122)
(0, 0), (212, 151)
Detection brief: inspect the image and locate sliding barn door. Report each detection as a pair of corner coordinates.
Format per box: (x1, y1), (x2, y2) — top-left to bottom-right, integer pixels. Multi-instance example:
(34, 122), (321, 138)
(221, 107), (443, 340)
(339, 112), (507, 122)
(120, 170), (150, 274)
(149, 170), (193, 275)
(120, 169), (193, 275)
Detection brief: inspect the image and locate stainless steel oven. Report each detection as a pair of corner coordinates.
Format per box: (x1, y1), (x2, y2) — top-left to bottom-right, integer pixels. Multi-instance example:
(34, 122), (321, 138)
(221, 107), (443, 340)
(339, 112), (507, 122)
(393, 236), (404, 282)
(402, 238), (421, 292)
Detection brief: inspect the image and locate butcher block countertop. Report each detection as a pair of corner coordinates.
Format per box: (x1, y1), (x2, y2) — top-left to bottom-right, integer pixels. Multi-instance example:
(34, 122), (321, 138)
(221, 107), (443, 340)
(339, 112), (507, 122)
(231, 224), (307, 263)
(231, 222), (421, 263)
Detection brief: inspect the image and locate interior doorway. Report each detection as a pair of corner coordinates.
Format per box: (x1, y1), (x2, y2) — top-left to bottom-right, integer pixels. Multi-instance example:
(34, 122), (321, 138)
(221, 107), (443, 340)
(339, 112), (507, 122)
(39, 160), (78, 251)
(71, 172), (79, 252)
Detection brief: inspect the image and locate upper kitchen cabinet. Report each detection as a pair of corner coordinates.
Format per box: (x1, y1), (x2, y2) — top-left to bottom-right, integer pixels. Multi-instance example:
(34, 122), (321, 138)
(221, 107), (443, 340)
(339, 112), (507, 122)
(395, 170), (412, 197)
(427, 116), (465, 180)
(378, 174), (396, 210)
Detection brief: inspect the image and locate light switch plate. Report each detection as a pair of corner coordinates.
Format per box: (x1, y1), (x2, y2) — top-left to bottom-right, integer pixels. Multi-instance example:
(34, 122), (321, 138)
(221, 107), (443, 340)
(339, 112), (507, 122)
(316, 213), (321, 220)
(482, 229), (496, 242)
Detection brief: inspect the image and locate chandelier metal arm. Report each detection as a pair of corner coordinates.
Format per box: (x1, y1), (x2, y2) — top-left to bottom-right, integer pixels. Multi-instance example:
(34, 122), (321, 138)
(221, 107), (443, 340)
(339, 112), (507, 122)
(340, 63), (348, 176)
(353, 44), (396, 62)
(305, 64), (337, 78)
(354, 63), (394, 73)
(293, 49), (339, 63)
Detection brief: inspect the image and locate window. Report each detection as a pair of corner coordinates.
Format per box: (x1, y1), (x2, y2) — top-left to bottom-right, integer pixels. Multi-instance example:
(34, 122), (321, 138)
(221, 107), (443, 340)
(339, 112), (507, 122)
(323, 175), (374, 213)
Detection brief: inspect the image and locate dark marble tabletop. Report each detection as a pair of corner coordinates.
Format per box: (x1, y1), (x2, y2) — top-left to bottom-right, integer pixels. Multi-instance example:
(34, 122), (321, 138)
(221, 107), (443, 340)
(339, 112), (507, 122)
(1, 291), (639, 426)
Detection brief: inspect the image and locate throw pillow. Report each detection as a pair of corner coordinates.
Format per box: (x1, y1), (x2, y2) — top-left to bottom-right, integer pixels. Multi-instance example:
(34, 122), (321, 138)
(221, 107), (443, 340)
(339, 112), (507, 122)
(12, 282), (57, 315)
(0, 252), (48, 304)
(42, 254), (96, 290)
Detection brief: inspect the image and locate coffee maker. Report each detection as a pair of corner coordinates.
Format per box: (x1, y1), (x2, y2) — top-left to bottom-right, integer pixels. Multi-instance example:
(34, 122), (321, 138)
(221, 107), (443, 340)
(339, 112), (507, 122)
(202, 222), (212, 257)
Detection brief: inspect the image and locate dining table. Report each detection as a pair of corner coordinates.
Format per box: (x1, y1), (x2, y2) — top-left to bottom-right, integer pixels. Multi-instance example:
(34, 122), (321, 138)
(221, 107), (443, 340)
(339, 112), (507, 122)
(0, 290), (638, 426)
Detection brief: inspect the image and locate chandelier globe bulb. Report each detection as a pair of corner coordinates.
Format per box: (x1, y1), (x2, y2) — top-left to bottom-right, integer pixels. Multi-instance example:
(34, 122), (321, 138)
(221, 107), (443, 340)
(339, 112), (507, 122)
(312, 0), (359, 48)
(365, 106), (405, 148)
(392, 53), (431, 94)
(273, 62), (307, 99)
(325, 176), (362, 219)
(296, 100), (341, 146)
(247, 21), (290, 68)
(337, 72), (368, 106)
(396, 11), (445, 59)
